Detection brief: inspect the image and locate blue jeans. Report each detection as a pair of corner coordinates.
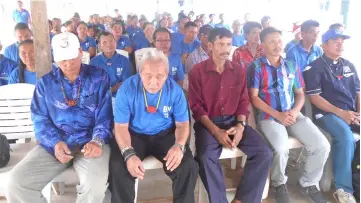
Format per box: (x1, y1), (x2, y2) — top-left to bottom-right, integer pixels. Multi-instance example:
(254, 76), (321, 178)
(316, 113), (357, 193)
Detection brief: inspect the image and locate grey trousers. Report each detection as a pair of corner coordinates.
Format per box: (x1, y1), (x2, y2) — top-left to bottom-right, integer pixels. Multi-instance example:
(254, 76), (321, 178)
(258, 113), (330, 188)
(5, 145), (110, 203)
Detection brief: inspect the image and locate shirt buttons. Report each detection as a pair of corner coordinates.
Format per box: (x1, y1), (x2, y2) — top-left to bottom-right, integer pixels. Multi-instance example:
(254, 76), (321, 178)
(221, 108), (224, 111)
(221, 98), (224, 100)
(221, 86), (224, 89)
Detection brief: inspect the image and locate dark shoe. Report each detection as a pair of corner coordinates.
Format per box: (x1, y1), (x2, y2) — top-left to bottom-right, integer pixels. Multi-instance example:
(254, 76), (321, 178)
(301, 185), (331, 203)
(273, 184), (291, 203)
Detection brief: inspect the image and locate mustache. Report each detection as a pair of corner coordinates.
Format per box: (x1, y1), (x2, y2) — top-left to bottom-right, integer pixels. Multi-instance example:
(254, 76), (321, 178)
(221, 52), (230, 56)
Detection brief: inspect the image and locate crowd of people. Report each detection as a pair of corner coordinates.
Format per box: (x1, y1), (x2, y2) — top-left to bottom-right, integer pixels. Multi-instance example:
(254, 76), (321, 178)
(0, 0), (360, 203)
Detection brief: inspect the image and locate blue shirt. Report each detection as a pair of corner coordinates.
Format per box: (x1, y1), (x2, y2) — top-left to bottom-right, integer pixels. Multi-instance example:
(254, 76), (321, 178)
(286, 41), (323, 72)
(168, 53), (184, 81)
(8, 68), (37, 85)
(80, 36), (97, 51)
(90, 53), (132, 88)
(88, 23), (105, 31)
(31, 64), (113, 154)
(303, 55), (360, 117)
(116, 36), (132, 50)
(114, 74), (189, 135)
(232, 34), (247, 47)
(13, 9), (30, 24)
(0, 56), (17, 86)
(247, 56), (304, 120)
(215, 23), (231, 30)
(171, 36), (201, 55)
(284, 40), (298, 53)
(132, 32), (152, 51)
(4, 42), (20, 63)
(126, 26), (143, 41)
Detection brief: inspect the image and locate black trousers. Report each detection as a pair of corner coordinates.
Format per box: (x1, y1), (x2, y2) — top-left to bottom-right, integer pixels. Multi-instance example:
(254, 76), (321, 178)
(109, 128), (199, 203)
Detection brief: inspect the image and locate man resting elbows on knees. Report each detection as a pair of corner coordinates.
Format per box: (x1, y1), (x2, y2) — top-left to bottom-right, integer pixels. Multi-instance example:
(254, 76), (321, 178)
(5, 32), (113, 203)
(109, 49), (199, 203)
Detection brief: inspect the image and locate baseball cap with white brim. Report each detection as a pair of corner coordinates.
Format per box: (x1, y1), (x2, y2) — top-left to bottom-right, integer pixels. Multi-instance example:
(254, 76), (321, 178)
(52, 32), (80, 62)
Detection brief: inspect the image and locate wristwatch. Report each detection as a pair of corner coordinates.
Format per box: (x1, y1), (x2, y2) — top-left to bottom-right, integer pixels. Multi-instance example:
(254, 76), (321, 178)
(237, 121), (247, 127)
(91, 137), (104, 149)
(174, 143), (186, 153)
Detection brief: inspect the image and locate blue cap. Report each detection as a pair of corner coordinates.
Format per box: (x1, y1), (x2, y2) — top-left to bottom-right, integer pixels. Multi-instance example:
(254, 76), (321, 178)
(322, 29), (350, 44)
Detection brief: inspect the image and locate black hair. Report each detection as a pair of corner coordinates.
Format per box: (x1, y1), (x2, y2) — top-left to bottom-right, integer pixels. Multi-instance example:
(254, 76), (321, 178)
(329, 23), (343, 30)
(131, 15), (138, 21)
(184, 21), (198, 29)
(243, 21), (262, 34)
(73, 12), (80, 18)
(78, 21), (87, 27)
(87, 25), (95, 30)
(48, 19), (53, 26)
(143, 22), (153, 30)
(153, 27), (172, 41)
(261, 16), (271, 25)
(98, 31), (115, 41)
(18, 39), (33, 83)
(179, 15), (189, 22)
(208, 28), (232, 43)
(301, 20), (320, 32)
(209, 14), (215, 18)
(52, 18), (61, 22)
(260, 27), (282, 43)
(111, 20), (123, 28)
(194, 19), (201, 23)
(64, 20), (73, 27)
(198, 25), (213, 36)
(114, 9), (119, 12)
(14, 23), (29, 32)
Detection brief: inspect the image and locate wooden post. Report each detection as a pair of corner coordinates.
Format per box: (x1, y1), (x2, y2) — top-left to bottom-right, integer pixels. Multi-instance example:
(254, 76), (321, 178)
(30, 0), (52, 79)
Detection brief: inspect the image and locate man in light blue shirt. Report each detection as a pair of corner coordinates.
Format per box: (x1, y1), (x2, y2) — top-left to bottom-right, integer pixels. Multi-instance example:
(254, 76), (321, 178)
(4, 23), (32, 63)
(207, 14), (216, 27)
(126, 15), (143, 41)
(132, 22), (155, 51)
(12, 1), (31, 25)
(232, 20), (247, 47)
(0, 41), (17, 86)
(5, 32), (112, 203)
(154, 28), (184, 87)
(90, 32), (132, 96)
(215, 14), (231, 30)
(286, 20), (323, 72)
(109, 49), (198, 203)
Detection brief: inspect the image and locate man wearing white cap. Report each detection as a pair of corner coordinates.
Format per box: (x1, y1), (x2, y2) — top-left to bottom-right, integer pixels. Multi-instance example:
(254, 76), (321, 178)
(5, 32), (112, 203)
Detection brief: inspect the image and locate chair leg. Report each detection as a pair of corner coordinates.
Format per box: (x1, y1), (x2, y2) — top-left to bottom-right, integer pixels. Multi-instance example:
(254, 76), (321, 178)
(198, 177), (208, 203)
(51, 182), (65, 195)
(134, 178), (139, 203)
(42, 182), (52, 203)
(231, 158), (237, 170)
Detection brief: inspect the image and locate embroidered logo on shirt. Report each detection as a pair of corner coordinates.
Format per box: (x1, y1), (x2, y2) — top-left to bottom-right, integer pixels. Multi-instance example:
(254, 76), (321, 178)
(172, 67), (177, 75)
(85, 42), (89, 48)
(116, 67), (123, 76)
(163, 106), (172, 118)
(343, 66), (351, 73)
(0, 72), (9, 80)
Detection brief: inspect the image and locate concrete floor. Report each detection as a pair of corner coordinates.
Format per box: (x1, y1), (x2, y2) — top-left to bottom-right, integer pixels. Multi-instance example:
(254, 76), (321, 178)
(0, 158), (337, 203)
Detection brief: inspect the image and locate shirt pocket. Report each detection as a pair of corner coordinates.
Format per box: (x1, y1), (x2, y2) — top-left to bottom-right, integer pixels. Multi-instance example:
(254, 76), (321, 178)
(80, 91), (98, 112)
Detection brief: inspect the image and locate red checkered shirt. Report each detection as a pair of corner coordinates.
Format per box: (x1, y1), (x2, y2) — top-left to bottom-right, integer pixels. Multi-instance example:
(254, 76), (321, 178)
(232, 44), (264, 69)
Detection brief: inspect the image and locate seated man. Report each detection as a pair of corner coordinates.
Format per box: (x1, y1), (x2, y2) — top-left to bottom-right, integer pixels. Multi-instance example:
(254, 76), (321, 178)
(0, 40), (17, 86)
(303, 29), (359, 203)
(232, 21), (263, 69)
(171, 21), (201, 64)
(132, 22), (155, 52)
(4, 22), (32, 63)
(248, 27), (330, 203)
(109, 49), (198, 203)
(232, 19), (247, 48)
(90, 32), (132, 96)
(188, 27), (272, 203)
(154, 27), (184, 87)
(5, 32), (112, 203)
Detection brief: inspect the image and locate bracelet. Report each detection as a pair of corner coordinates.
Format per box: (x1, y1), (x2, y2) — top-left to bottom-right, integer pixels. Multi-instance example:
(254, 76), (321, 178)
(121, 146), (133, 156)
(122, 148), (136, 162)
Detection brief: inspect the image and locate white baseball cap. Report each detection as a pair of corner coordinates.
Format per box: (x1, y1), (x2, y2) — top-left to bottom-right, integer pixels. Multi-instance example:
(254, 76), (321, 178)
(52, 32), (80, 62)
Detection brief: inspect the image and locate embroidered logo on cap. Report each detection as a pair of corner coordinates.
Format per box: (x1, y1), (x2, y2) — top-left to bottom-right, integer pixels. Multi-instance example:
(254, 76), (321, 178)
(60, 37), (70, 48)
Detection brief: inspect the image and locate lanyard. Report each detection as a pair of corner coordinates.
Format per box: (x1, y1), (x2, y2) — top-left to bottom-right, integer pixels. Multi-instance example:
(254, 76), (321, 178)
(143, 87), (162, 113)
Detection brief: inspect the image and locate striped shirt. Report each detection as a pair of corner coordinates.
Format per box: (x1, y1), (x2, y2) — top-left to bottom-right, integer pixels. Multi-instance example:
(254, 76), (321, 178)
(247, 56), (304, 120)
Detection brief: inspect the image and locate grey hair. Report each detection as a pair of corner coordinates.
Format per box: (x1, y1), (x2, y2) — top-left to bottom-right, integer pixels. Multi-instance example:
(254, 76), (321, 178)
(139, 49), (169, 74)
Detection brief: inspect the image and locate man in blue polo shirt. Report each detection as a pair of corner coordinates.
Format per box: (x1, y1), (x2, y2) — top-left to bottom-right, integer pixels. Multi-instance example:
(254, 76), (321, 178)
(215, 13), (231, 30)
(126, 15), (143, 41)
(89, 14), (105, 31)
(207, 14), (216, 27)
(4, 23), (32, 63)
(154, 28), (184, 87)
(171, 21), (200, 64)
(286, 20), (323, 72)
(303, 29), (359, 203)
(232, 20), (247, 47)
(109, 49), (198, 203)
(0, 40), (17, 86)
(77, 21), (97, 58)
(132, 22), (155, 51)
(90, 32), (132, 96)
(170, 15), (189, 44)
(13, 1), (31, 25)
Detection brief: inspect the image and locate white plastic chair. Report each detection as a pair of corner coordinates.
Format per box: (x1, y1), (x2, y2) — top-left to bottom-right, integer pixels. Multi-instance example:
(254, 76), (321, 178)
(134, 48), (157, 72)
(0, 84), (37, 197)
(229, 46), (237, 61)
(82, 51), (90, 65)
(116, 49), (129, 58)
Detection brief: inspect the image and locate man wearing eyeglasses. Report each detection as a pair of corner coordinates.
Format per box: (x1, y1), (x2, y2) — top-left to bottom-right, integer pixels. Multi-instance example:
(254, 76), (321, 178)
(154, 28), (184, 87)
(286, 20), (323, 73)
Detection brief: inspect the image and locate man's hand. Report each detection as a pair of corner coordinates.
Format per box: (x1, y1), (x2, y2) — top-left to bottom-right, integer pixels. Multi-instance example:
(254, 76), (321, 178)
(54, 141), (73, 164)
(288, 109), (299, 122)
(164, 145), (184, 171)
(213, 128), (233, 148)
(226, 125), (245, 149)
(275, 112), (296, 126)
(336, 110), (360, 125)
(352, 112), (360, 125)
(81, 141), (102, 158)
(126, 156), (145, 179)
